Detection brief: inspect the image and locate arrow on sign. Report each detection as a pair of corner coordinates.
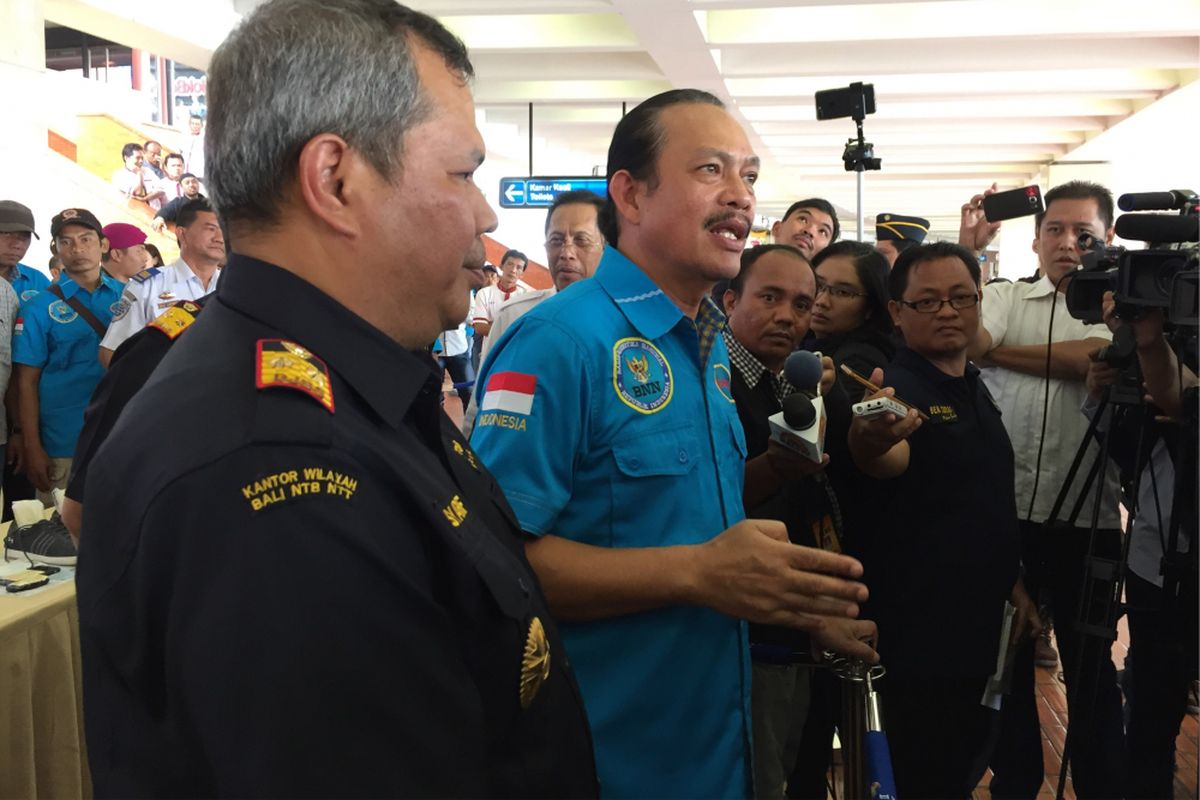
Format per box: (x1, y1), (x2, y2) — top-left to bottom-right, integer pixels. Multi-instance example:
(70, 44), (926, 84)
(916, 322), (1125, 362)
(504, 181), (525, 204)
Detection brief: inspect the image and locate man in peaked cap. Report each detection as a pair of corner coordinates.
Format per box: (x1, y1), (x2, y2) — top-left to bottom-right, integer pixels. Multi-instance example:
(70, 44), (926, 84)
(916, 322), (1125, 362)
(13, 208), (123, 506)
(874, 212), (930, 268)
(0, 201), (53, 302)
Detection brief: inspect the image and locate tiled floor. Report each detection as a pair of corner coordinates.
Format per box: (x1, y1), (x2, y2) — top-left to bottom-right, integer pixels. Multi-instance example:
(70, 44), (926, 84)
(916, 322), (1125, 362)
(441, 380), (1198, 799)
(972, 626), (1198, 800)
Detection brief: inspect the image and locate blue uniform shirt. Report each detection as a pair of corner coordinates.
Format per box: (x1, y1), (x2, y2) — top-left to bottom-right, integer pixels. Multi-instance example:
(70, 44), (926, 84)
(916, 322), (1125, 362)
(14, 273), (124, 456)
(9, 263), (52, 303)
(472, 245), (752, 798)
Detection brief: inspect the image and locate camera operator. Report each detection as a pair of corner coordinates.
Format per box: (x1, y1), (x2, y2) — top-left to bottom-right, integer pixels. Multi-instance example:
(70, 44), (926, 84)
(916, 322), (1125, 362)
(1086, 292), (1197, 799)
(970, 181), (1126, 799)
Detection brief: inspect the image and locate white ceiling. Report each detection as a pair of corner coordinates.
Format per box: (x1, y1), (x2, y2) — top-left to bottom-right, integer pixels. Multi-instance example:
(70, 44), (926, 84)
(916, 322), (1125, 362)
(44, 0), (1200, 237)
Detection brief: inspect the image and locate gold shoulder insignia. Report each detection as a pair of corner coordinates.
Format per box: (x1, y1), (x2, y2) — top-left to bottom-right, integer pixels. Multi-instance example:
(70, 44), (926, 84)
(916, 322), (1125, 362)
(520, 616), (551, 709)
(147, 300), (200, 340)
(255, 339), (335, 413)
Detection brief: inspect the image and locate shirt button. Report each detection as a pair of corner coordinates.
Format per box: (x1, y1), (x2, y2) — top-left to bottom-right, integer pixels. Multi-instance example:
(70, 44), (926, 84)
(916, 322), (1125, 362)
(678, 450), (688, 464)
(629, 457), (641, 469)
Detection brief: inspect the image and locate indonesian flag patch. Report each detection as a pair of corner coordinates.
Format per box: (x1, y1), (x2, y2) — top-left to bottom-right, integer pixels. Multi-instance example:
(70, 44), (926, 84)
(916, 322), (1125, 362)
(481, 371), (537, 416)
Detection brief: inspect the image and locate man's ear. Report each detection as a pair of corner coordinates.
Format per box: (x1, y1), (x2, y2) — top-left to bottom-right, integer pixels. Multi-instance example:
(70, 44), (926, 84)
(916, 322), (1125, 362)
(723, 288), (738, 316)
(607, 170), (645, 234)
(294, 134), (365, 238)
(888, 299), (902, 327)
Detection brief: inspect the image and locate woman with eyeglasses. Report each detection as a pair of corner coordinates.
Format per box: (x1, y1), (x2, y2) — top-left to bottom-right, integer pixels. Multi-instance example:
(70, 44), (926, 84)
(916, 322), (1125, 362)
(808, 241), (897, 398)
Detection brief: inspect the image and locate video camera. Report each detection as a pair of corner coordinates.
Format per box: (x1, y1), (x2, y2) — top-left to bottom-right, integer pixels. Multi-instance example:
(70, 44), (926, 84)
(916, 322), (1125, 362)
(1065, 190), (1199, 327)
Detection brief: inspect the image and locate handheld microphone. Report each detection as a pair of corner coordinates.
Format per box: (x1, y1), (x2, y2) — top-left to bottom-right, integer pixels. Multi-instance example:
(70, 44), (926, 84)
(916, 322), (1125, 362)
(783, 349), (824, 394)
(767, 350), (827, 463)
(1114, 213), (1199, 244)
(1117, 190), (1197, 212)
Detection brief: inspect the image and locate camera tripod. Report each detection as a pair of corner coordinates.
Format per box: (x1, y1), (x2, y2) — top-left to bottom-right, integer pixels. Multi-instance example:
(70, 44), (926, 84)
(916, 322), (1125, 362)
(1044, 327), (1196, 800)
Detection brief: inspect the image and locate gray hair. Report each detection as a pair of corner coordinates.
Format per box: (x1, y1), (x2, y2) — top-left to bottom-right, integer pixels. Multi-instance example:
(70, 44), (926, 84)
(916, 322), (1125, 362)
(205, 0), (472, 230)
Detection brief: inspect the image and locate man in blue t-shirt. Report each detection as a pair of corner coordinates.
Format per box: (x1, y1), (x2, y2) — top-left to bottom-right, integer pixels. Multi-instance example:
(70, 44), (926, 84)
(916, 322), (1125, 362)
(14, 208), (123, 504)
(0, 200), (52, 303)
(472, 89), (872, 799)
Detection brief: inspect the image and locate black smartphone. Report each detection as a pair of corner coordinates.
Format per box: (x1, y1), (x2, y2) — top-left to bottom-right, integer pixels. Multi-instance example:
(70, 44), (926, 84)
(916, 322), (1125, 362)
(815, 82), (876, 121)
(983, 185), (1045, 222)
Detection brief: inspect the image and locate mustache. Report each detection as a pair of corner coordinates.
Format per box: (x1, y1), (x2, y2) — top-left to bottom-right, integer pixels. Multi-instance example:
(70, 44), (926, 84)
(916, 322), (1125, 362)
(703, 211), (752, 232)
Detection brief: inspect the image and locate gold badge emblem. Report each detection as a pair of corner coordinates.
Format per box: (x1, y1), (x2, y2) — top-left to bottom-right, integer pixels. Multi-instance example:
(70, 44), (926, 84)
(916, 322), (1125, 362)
(147, 303), (198, 340)
(451, 440), (480, 471)
(520, 616), (551, 709)
(158, 291), (176, 301)
(255, 339), (335, 413)
(61, 208), (79, 220)
(442, 494), (468, 527)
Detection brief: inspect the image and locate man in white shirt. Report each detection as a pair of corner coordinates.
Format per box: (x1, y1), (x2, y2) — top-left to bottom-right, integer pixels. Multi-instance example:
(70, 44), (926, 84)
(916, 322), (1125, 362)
(100, 198), (224, 365)
(437, 311), (472, 413)
(183, 114), (206, 181)
(112, 143), (166, 211)
(971, 180), (1126, 799)
(153, 154), (187, 204)
(470, 248), (527, 342)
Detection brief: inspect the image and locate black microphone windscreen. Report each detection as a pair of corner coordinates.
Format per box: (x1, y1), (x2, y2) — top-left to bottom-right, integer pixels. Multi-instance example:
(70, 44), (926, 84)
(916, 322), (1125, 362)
(783, 350), (823, 391)
(781, 392), (816, 430)
(1118, 192), (1184, 212)
(1114, 213), (1199, 244)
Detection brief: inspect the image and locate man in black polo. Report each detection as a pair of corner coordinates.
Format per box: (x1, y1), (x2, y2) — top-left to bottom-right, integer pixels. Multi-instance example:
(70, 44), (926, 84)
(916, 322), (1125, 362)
(76, 2), (597, 796)
(848, 241), (1037, 798)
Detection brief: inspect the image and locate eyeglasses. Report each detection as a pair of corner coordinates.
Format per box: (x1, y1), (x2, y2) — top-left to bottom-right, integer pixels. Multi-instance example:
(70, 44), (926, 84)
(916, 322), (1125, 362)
(815, 280), (867, 301)
(898, 293), (981, 314)
(545, 234), (601, 252)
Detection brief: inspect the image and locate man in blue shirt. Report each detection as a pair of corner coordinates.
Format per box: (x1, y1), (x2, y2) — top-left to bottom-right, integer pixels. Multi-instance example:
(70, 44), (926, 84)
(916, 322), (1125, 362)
(14, 208), (123, 504)
(471, 89), (872, 798)
(0, 200), (53, 302)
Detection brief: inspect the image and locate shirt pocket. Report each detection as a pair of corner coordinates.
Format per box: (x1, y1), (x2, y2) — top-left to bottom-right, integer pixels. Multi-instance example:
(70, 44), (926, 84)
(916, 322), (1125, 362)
(608, 423), (701, 548)
(48, 325), (98, 370)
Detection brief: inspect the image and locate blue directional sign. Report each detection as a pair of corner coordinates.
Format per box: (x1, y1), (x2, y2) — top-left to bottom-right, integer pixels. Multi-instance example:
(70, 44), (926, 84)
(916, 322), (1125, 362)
(498, 176), (608, 209)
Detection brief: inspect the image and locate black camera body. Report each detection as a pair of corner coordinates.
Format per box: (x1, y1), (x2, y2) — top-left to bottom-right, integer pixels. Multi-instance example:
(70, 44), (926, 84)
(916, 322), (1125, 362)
(1066, 241), (1197, 325)
(1065, 192), (1198, 327)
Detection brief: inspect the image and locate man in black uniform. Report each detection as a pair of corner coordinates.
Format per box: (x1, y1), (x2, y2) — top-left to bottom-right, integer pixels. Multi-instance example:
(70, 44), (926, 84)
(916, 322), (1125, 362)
(847, 242), (1037, 798)
(76, 1), (597, 796)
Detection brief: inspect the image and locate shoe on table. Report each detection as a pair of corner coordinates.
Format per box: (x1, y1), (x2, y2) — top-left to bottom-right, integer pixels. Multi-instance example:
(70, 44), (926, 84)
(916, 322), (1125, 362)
(3, 517), (77, 566)
(1034, 630), (1059, 668)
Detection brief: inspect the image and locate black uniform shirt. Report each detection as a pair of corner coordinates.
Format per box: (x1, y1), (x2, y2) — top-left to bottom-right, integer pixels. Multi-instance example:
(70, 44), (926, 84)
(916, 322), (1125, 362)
(77, 255), (598, 798)
(853, 347), (1021, 680)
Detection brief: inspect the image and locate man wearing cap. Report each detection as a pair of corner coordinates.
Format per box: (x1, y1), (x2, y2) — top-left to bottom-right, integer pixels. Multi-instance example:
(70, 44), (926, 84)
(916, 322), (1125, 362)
(0, 201), (53, 302)
(13, 208), (123, 504)
(874, 212), (930, 268)
(101, 223), (150, 281)
(100, 197), (223, 365)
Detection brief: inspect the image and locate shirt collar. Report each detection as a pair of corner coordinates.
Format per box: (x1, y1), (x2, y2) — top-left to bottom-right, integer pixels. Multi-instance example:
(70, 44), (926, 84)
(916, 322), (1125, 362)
(594, 245), (687, 341)
(215, 254), (439, 428)
(169, 258), (222, 286)
(723, 328), (795, 398)
(1020, 274), (1057, 299)
(55, 272), (121, 299)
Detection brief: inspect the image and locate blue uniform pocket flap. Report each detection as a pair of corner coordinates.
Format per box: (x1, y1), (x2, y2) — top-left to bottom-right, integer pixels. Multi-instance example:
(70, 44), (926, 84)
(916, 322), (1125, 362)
(612, 426), (699, 477)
